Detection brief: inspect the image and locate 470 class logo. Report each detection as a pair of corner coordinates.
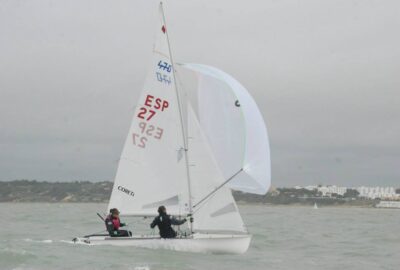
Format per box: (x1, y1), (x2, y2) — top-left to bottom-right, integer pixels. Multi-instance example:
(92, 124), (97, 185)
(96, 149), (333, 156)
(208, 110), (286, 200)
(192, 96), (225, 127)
(157, 61), (172, 72)
(156, 60), (172, 85)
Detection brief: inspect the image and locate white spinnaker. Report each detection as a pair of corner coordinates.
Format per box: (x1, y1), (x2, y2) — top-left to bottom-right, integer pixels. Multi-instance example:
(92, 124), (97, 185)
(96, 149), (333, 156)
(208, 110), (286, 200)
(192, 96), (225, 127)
(108, 6), (189, 216)
(182, 63), (271, 195)
(187, 105), (246, 233)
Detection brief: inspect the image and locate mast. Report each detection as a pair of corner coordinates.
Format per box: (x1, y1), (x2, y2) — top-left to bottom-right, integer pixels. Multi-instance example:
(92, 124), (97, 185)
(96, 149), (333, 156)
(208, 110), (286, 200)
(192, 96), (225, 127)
(159, 2), (194, 232)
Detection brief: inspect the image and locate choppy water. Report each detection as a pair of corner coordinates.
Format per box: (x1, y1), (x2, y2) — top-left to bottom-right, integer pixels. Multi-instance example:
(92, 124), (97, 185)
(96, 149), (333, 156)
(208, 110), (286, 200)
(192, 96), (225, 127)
(1, 203), (399, 270)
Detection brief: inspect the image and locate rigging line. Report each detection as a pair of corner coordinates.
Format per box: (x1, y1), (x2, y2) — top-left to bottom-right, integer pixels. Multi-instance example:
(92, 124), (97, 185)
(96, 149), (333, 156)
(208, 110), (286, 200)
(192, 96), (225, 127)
(159, 2), (194, 233)
(192, 168), (244, 209)
(191, 190), (219, 215)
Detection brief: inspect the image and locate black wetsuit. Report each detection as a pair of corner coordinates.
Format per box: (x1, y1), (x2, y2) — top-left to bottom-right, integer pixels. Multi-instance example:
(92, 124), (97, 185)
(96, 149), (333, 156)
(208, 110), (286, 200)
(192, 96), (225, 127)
(150, 214), (186, 238)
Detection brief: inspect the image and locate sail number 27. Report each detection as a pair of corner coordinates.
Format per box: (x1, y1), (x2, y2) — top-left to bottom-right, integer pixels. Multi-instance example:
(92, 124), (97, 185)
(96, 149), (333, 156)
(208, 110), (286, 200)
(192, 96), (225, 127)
(137, 94), (169, 121)
(132, 122), (164, 148)
(133, 94), (168, 148)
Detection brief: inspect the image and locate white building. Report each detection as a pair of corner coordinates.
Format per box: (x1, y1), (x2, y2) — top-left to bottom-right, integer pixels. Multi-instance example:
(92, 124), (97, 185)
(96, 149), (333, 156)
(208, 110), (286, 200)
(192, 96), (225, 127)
(304, 185), (318, 191)
(356, 186), (399, 199)
(317, 185), (347, 196)
(293, 185), (399, 199)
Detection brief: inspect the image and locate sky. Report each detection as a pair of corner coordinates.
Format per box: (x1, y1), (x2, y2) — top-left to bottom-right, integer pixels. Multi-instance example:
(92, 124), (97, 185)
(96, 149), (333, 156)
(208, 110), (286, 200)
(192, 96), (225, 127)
(0, 0), (399, 187)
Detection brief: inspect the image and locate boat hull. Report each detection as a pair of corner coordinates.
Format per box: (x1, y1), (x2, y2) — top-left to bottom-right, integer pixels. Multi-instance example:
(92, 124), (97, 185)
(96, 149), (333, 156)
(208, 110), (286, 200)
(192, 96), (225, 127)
(74, 233), (251, 254)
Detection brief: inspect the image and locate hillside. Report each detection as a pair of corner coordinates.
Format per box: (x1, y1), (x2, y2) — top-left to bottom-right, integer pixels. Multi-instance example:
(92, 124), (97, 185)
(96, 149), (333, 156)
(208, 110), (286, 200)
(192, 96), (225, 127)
(0, 180), (376, 206)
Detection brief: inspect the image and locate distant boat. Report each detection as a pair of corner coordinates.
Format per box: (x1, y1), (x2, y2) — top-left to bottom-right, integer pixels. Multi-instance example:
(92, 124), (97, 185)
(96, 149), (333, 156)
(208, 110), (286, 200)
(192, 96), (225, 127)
(73, 2), (271, 254)
(313, 202), (318, 209)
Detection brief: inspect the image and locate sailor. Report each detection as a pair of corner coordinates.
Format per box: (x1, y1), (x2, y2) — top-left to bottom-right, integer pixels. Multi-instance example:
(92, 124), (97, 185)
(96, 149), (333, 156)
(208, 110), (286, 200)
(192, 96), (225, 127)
(105, 208), (132, 237)
(150, 206), (187, 238)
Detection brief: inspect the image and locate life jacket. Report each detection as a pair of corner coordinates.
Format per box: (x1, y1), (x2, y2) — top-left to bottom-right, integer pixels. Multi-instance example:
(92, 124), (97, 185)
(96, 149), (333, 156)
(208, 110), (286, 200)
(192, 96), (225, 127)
(105, 214), (120, 233)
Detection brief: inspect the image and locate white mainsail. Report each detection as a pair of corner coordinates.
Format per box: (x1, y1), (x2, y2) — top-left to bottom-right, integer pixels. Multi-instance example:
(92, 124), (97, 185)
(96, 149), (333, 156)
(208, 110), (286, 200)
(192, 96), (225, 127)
(107, 5), (189, 216)
(181, 63), (271, 195)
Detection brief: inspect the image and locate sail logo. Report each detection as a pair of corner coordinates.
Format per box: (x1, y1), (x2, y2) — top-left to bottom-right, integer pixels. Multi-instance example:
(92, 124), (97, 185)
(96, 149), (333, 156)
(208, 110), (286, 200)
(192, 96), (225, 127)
(156, 60), (172, 85)
(156, 72), (171, 85)
(158, 61), (172, 72)
(118, 186), (135, 197)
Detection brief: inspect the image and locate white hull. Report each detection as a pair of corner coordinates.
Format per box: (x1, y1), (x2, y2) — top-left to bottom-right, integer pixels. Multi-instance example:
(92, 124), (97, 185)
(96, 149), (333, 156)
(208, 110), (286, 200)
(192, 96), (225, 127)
(74, 233), (251, 254)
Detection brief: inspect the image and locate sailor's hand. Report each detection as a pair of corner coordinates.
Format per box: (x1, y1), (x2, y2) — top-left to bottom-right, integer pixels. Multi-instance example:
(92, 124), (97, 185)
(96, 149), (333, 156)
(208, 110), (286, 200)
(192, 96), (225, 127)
(182, 218), (187, 223)
(186, 214), (194, 223)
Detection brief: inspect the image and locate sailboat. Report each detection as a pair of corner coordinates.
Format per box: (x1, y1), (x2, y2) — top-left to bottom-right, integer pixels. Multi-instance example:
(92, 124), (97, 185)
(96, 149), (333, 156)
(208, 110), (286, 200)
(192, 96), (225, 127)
(73, 2), (271, 254)
(313, 202), (318, 209)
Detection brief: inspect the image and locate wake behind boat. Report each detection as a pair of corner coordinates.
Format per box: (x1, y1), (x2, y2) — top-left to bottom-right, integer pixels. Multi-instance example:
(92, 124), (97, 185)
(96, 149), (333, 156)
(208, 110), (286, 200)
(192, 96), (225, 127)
(73, 2), (271, 254)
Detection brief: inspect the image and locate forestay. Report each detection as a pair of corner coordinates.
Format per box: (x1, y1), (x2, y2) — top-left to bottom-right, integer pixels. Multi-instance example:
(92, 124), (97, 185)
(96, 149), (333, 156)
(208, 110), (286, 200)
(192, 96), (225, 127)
(107, 6), (189, 216)
(181, 64), (271, 195)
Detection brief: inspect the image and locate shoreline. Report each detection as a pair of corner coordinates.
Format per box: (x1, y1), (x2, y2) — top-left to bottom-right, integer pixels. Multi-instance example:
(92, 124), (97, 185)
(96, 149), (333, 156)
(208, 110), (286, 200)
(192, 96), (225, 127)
(0, 201), (379, 208)
(2, 180), (397, 208)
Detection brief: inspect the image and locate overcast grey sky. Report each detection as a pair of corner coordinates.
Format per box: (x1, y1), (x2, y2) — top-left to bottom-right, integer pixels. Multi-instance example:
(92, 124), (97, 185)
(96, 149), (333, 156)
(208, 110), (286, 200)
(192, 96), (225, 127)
(0, 0), (399, 187)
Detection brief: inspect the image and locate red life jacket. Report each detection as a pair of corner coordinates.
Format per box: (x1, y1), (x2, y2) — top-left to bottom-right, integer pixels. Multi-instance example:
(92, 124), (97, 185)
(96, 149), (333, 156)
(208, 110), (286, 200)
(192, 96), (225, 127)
(105, 214), (121, 231)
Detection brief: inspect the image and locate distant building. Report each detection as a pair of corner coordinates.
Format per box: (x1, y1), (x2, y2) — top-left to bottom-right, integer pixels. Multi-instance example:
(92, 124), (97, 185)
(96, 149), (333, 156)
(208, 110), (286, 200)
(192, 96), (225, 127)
(356, 186), (399, 200)
(304, 185), (318, 191)
(317, 185), (347, 197)
(288, 185), (400, 200)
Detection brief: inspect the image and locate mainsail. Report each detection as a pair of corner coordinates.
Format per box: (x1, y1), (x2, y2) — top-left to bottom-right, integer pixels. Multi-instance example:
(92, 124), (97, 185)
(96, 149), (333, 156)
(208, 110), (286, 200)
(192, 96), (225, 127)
(181, 64), (271, 195)
(107, 4), (189, 216)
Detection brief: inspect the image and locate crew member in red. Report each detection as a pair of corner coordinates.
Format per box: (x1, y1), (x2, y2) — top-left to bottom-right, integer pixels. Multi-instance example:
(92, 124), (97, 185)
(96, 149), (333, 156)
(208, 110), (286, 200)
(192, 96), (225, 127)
(105, 208), (132, 237)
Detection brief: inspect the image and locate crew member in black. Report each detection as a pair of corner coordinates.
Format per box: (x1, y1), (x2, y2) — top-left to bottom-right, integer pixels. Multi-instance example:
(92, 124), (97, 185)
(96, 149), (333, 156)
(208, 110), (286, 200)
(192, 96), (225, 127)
(150, 206), (187, 238)
(105, 208), (132, 237)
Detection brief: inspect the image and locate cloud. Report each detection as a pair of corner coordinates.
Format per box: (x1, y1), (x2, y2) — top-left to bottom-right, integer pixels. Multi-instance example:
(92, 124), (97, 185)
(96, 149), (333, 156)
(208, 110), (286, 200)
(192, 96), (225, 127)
(0, 0), (399, 186)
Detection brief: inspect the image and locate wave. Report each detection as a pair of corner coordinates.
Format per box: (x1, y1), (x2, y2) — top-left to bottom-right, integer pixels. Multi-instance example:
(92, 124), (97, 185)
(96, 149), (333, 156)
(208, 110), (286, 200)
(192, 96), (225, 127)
(23, 238), (53, 244)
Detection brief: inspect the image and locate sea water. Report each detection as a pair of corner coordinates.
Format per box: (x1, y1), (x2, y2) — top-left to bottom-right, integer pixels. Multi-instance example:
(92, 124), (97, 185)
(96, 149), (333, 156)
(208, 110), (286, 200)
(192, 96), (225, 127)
(0, 203), (399, 270)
